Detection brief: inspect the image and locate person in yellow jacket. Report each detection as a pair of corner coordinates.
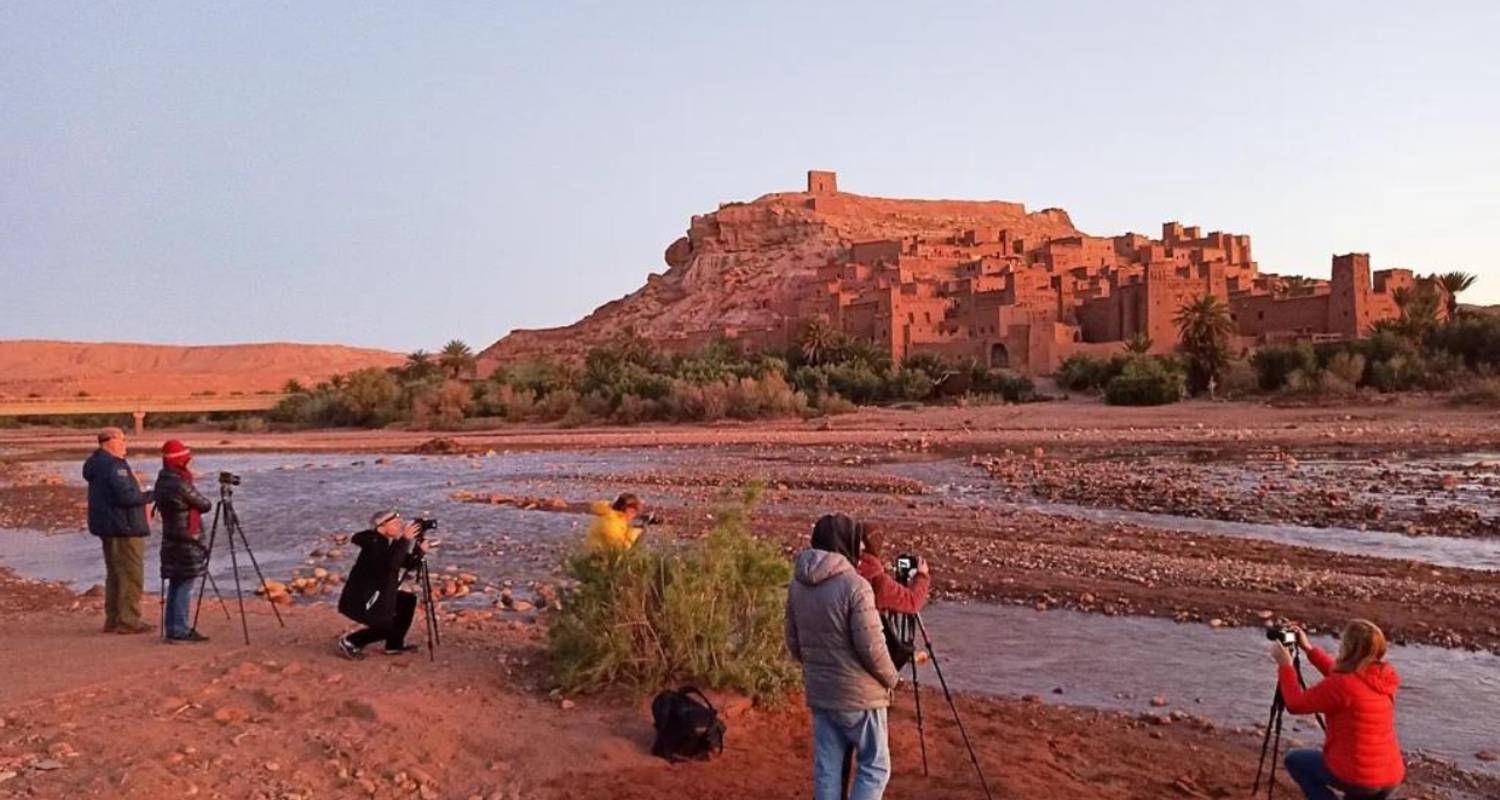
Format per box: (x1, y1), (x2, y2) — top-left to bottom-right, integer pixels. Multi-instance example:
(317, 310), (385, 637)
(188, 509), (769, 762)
(585, 493), (646, 554)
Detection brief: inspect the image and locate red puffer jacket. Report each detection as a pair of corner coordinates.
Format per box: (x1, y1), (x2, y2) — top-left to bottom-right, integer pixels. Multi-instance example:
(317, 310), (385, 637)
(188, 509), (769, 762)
(855, 553), (930, 615)
(1279, 646), (1405, 789)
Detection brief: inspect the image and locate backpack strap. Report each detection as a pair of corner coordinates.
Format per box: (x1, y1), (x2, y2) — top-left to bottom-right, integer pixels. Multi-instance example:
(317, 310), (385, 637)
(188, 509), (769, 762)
(678, 685), (717, 712)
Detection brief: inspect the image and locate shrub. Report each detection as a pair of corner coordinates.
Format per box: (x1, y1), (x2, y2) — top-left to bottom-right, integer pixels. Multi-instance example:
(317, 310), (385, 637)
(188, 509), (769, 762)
(548, 484), (796, 701)
(973, 369), (1036, 403)
(1057, 354), (1120, 392)
(411, 380), (473, 429)
(816, 394), (858, 415)
(1251, 344), (1318, 392)
(1324, 352), (1367, 386)
(1427, 315), (1500, 370)
(1450, 378), (1500, 408)
(1219, 360), (1259, 398)
(1104, 356), (1185, 406)
(225, 416), (268, 434)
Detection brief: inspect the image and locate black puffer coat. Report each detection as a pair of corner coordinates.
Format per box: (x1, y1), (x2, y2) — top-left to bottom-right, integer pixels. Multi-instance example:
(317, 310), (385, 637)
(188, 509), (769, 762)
(156, 468), (213, 580)
(338, 529), (421, 627)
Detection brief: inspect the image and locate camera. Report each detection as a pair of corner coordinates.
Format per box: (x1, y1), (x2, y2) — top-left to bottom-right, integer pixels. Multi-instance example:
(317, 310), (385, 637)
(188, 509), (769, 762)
(894, 554), (919, 586)
(218, 471), (242, 486)
(414, 517), (438, 534)
(1265, 624), (1298, 650)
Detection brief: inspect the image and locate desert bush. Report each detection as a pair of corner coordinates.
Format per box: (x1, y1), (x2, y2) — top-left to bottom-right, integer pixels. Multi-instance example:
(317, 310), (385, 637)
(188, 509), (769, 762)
(1056, 354), (1125, 393)
(1427, 315), (1500, 370)
(1104, 356), (1185, 406)
(973, 369), (1036, 403)
(1219, 360), (1259, 398)
(411, 380), (474, 429)
(1251, 344), (1318, 392)
(815, 394), (858, 415)
(224, 416), (268, 434)
(1449, 377), (1500, 408)
(1324, 352), (1367, 386)
(548, 484), (796, 701)
(612, 394), (658, 425)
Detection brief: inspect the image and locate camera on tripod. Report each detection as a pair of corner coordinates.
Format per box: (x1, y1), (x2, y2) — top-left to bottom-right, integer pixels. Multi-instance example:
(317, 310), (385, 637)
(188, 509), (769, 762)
(894, 553), (919, 586)
(218, 471), (242, 487)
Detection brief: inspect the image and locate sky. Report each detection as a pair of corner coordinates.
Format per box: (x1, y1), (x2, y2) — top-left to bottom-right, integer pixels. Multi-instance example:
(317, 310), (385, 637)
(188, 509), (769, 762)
(2, 1), (1497, 353)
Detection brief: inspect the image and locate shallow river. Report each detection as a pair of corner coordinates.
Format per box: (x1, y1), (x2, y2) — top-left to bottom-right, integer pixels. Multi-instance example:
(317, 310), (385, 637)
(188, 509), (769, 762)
(4, 448), (1497, 777)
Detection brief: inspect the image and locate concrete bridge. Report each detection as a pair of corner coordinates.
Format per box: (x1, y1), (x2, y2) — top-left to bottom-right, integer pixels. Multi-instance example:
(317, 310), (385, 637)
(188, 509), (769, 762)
(0, 395), (290, 433)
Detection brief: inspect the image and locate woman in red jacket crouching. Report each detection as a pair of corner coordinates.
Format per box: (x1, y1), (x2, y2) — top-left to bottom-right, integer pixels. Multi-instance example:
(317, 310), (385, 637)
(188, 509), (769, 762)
(1271, 620), (1405, 800)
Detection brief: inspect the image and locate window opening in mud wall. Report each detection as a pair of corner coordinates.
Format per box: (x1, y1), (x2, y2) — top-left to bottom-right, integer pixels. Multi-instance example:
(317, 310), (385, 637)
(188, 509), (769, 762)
(990, 343), (1010, 368)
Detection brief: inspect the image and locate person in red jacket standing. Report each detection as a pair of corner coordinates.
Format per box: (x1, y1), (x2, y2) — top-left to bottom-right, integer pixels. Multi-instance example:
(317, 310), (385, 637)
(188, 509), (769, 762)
(855, 523), (929, 615)
(1271, 620), (1405, 800)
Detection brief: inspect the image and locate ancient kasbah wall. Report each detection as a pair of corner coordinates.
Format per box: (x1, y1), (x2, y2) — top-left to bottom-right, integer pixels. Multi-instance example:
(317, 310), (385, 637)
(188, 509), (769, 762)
(477, 171), (1437, 377)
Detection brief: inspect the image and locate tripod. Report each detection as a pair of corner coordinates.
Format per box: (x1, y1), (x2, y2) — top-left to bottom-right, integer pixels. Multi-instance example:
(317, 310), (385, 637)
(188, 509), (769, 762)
(886, 612), (995, 800)
(191, 479), (286, 644)
(398, 540), (441, 662)
(1252, 647), (1322, 799)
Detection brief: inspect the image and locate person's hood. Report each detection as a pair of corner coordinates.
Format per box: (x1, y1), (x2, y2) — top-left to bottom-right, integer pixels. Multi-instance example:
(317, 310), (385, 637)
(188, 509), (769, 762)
(1355, 661), (1401, 697)
(795, 548), (855, 586)
(810, 513), (860, 564)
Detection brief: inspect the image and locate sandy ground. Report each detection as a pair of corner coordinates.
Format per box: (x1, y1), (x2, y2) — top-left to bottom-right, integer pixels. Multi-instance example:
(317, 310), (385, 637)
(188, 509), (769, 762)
(3, 397), (1498, 798)
(0, 570), (1491, 800)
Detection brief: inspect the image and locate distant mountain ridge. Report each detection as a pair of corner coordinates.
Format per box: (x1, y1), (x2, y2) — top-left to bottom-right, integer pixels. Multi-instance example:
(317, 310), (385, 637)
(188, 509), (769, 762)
(0, 340), (403, 399)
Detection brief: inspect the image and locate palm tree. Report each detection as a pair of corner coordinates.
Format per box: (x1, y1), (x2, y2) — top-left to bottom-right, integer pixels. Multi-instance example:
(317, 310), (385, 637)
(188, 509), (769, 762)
(799, 318), (843, 366)
(439, 340), (476, 380)
(1436, 271), (1476, 319)
(1175, 295), (1235, 396)
(1123, 332), (1153, 355)
(1392, 286), (1441, 338)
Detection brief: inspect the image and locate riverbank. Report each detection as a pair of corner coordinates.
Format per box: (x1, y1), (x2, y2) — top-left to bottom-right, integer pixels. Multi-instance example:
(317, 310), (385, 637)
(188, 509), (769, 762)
(1, 569), (1491, 800)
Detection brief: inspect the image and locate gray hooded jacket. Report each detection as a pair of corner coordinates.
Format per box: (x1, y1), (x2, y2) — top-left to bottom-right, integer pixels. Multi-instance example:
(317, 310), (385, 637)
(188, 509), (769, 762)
(785, 548), (900, 711)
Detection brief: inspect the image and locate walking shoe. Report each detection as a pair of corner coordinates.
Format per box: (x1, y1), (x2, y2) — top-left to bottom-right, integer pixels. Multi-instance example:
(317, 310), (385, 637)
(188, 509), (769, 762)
(116, 622), (155, 635)
(335, 635), (365, 660)
(381, 643), (420, 656)
(102, 622), (118, 634)
(167, 630), (210, 644)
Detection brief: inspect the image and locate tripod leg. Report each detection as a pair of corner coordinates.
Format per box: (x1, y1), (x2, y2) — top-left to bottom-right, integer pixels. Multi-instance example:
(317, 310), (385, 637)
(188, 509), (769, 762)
(226, 517), (251, 646)
(423, 563), (441, 646)
(203, 571), (233, 621)
(911, 654), (928, 777)
(916, 616), (995, 800)
(1269, 698), (1287, 800)
(226, 504), (285, 628)
(191, 503), (224, 631)
(1252, 690), (1281, 794)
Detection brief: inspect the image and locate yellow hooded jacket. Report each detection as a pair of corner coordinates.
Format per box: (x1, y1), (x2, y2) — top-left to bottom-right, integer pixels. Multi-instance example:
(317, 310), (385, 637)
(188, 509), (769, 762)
(585, 500), (642, 554)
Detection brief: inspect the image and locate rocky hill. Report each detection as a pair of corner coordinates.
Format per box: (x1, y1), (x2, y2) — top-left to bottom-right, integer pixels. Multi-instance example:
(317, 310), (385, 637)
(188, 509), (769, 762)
(0, 340), (403, 399)
(477, 183), (1081, 371)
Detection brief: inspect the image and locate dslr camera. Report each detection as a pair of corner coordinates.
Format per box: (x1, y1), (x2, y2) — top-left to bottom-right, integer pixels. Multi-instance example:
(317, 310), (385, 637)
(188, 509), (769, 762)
(894, 554), (920, 587)
(1265, 624), (1298, 651)
(413, 517), (438, 535)
(218, 471), (242, 486)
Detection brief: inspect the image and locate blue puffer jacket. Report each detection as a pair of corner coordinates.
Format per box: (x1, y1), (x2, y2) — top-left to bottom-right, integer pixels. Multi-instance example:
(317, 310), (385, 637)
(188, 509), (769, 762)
(83, 449), (153, 537)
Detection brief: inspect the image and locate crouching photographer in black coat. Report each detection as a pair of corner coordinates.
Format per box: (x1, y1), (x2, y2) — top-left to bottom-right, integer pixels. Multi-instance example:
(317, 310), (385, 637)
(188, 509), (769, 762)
(336, 509), (425, 659)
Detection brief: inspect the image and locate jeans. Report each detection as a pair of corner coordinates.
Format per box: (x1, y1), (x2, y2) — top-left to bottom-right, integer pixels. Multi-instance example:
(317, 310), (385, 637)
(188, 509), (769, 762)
(164, 577), (196, 638)
(812, 708), (889, 800)
(347, 591), (417, 650)
(1284, 748), (1395, 800)
(101, 536), (146, 628)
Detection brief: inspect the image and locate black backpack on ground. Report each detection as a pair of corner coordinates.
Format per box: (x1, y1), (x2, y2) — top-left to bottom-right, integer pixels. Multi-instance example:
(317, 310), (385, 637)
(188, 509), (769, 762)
(650, 686), (726, 762)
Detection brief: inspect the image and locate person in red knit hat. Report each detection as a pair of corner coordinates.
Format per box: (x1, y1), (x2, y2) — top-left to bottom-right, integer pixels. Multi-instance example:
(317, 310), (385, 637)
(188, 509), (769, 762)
(1271, 620), (1405, 800)
(155, 440), (214, 643)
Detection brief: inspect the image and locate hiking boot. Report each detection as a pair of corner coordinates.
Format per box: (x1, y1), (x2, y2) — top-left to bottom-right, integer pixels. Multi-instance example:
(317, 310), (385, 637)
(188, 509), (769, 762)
(382, 643), (420, 656)
(335, 635), (365, 661)
(167, 630), (210, 644)
(115, 622), (155, 635)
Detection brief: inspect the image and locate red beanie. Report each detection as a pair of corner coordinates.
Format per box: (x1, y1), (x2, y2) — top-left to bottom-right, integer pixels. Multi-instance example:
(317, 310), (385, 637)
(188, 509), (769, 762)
(162, 439), (192, 468)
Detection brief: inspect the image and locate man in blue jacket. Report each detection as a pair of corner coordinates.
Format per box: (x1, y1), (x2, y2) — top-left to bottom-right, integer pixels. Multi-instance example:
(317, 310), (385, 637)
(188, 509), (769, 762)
(83, 427), (155, 634)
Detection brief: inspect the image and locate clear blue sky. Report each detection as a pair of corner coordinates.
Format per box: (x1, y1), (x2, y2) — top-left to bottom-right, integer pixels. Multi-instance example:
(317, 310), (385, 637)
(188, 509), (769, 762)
(3, 1), (1496, 353)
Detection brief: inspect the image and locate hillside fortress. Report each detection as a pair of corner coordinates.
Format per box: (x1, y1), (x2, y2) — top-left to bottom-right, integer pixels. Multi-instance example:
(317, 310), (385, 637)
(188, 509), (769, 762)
(479, 171), (1444, 376)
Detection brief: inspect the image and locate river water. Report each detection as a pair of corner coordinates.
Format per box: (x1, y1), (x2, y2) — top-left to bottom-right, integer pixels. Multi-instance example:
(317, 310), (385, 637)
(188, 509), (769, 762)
(879, 459), (1500, 571)
(4, 448), (1497, 776)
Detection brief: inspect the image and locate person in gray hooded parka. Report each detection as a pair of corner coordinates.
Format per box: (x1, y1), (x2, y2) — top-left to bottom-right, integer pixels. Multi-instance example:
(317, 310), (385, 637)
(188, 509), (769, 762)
(785, 513), (900, 800)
